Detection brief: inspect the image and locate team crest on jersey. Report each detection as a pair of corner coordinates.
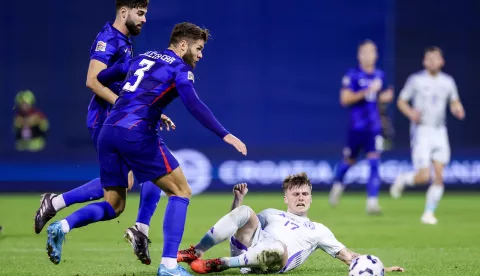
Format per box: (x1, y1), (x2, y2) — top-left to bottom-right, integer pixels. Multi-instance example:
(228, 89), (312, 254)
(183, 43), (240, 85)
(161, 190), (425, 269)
(188, 71), (195, 83)
(303, 221), (315, 230)
(95, 41), (107, 52)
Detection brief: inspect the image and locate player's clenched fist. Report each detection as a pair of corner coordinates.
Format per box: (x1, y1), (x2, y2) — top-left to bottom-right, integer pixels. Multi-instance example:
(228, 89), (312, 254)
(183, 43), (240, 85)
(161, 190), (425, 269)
(223, 134), (247, 155)
(233, 183), (248, 199)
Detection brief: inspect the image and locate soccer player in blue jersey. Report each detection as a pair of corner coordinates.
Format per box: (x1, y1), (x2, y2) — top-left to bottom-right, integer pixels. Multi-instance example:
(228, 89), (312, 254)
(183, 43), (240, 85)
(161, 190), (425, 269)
(45, 22), (247, 276)
(328, 40), (393, 214)
(34, 0), (162, 265)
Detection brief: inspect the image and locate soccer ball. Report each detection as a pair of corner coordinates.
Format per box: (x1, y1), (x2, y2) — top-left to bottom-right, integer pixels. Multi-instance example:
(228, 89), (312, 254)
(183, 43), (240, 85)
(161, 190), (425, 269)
(349, 255), (384, 276)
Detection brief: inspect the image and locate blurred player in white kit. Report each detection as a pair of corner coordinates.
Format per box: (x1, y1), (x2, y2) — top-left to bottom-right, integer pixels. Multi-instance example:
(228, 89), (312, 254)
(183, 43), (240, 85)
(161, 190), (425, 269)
(391, 46), (465, 225)
(177, 173), (404, 274)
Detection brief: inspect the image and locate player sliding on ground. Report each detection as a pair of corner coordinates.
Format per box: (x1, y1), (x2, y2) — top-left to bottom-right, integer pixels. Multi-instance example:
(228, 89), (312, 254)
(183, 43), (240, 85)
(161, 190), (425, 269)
(177, 173), (405, 274)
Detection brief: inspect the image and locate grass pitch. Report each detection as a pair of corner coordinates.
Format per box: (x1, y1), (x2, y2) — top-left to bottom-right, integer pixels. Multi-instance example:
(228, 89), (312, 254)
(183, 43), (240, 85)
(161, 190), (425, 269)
(0, 192), (479, 275)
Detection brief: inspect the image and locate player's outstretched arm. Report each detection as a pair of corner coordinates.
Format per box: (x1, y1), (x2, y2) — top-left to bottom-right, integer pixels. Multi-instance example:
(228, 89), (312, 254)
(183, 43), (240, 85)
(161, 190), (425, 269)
(86, 60), (118, 104)
(176, 83), (247, 155)
(336, 248), (405, 272)
(231, 183), (248, 210)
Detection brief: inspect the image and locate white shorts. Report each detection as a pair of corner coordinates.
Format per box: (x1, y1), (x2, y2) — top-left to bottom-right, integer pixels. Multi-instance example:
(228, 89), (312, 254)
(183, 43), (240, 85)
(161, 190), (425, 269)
(411, 125), (450, 169)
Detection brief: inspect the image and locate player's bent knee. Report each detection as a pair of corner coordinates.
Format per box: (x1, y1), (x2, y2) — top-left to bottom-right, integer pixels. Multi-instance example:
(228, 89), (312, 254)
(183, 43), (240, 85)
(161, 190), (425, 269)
(416, 169), (430, 184)
(103, 187), (127, 216)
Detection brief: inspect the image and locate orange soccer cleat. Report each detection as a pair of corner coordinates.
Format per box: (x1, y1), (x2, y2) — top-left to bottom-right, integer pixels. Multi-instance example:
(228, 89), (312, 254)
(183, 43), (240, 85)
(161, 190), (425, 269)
(190, 258), (224, 274)
(177, 245), (199, 264)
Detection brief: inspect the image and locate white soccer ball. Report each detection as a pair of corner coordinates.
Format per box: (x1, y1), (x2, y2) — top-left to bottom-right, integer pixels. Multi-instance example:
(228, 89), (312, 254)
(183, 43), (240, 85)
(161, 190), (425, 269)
(349, 255), (384, 276)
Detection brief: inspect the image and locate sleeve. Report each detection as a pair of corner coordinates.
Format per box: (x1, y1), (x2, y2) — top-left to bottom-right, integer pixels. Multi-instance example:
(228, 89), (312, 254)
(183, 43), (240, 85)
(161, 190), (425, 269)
(399, 75), (416, 101)
(175, 69), (230, 138)
(316, 224), (346, 257)
(256, 208), (276, 229)
(97, 61), (131, 86)
(449, 77), (459, 101)
(341, 71), (355, 90)
(90, 36), (120, 65)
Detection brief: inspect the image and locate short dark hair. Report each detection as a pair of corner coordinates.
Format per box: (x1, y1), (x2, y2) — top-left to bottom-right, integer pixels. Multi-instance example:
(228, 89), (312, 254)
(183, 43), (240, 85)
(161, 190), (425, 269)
(282, 172), (312, 192)
(115, 0), (149, 11)
(169, 22), (210, 46)
(358, 39), (376, 50)
(424, 46), (443, 57)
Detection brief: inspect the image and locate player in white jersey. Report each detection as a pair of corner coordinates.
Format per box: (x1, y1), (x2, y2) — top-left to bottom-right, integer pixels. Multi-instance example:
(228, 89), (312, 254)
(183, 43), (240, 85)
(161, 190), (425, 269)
(177, 173), (404, 274)
(390, 46), (465, 225)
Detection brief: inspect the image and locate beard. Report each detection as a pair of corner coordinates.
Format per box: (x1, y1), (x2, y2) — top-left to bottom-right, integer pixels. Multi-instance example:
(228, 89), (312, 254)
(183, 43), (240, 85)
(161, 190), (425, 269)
(125, 19), (142, 36)
(183, 47), (196, 68)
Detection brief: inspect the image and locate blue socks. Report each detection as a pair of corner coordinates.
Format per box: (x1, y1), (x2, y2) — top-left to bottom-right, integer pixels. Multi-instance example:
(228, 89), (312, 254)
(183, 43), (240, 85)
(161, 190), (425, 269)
(65, 201), (116, 230)
(162, 196), (190, 258)
(367, 158), (381, 198)
(334, 161), (352, 183)
(63, 178), (104, 207)
(136, 181), (161, 226)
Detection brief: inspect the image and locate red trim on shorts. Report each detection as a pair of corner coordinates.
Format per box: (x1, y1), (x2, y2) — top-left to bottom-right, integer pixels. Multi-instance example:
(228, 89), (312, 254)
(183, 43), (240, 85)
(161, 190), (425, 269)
(158, 141), (172, 173)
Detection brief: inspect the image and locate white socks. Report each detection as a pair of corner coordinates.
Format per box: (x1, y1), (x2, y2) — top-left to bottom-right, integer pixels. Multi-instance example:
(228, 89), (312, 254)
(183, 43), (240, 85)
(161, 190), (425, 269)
(60, 219), (70, 234)
(402, 172), (416, 187)
(161, 257), (177, 269)
(52, 195), (66, 212)
(425, 185), (444, 214)
(135, 222), (149, 236)
(195, 206), (251, 255)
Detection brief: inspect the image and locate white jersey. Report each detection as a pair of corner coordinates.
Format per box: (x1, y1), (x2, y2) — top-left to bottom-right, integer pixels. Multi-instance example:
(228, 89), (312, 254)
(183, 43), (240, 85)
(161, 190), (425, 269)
(399, 70), (459, 127)
(257, 208), (345, 272)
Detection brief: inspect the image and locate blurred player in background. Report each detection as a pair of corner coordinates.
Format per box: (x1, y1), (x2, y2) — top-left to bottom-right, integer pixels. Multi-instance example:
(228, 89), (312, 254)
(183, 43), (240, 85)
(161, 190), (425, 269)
(390, 46), (465, 225)
(45, 22), (247, 276)
(177, 175), (404, 274)
(13, 90), (49, 152)
(329, 40), (394, 214)
(34, 0), (162, 265)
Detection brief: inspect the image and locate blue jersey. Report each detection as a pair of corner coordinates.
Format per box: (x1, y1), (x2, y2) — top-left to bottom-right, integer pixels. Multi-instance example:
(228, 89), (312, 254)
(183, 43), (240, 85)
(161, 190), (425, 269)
(104, 49), (229, 138)
(341, 67), (386, 132)
(87, 21), (133, 129)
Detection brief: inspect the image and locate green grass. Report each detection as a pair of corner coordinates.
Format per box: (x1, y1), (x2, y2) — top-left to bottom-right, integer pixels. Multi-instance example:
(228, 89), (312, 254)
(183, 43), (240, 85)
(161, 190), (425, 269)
(1, 192), (480, 275)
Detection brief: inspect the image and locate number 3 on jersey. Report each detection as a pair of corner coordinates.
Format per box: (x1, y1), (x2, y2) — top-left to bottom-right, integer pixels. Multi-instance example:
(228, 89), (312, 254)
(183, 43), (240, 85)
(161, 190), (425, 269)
(123, 59), (155, 92)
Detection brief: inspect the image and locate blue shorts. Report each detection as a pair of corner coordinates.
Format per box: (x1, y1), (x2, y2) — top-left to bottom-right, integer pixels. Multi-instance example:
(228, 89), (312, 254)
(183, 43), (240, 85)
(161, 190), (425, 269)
(88, 126), (102, 151)
(97, 125), (179, 188)
(343, 129), (382, 159)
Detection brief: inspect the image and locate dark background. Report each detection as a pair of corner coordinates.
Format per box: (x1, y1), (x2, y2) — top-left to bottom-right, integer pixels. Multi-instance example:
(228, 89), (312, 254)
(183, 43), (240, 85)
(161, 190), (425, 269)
(1, 0), (478, 192)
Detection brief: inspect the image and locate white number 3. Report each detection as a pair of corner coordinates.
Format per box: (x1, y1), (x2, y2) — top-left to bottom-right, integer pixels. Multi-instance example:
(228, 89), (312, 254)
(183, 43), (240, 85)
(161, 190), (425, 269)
(123, 59), (155, 92)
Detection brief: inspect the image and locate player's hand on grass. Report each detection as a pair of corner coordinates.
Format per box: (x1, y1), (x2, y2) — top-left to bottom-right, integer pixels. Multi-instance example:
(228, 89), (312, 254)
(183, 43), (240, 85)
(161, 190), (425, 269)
(159, 114), (176, 131)
(223, 134), (247, 156)
(408, 109), (421, 123)
(385, 266), (405, 272)
(233, 183), (248, 199)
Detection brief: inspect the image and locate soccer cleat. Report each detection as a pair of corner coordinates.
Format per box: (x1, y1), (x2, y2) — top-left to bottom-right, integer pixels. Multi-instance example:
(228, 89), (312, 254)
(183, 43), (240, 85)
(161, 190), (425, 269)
(328, 182), (345, 207)
(421, 212), (438, 225)
(157, 264), (192, 276)
(190, 258), (224, 274)
(177, 246), (198, 264)
(34, 193), (58, 234)
(124, 226), (152, 265)
(366, 204), (382, 216)
(390, 175), (407, 199)
(46, 221), (66, 264)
